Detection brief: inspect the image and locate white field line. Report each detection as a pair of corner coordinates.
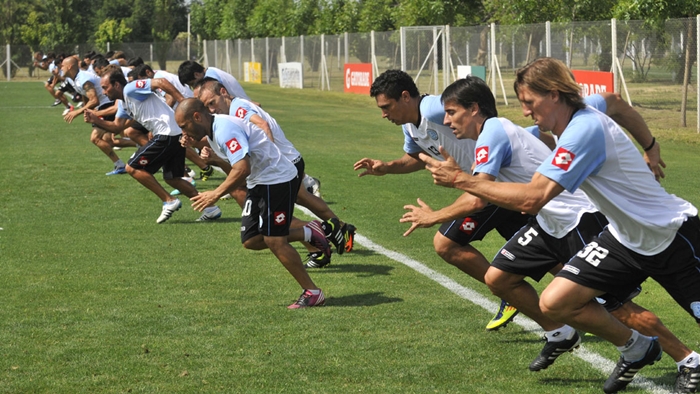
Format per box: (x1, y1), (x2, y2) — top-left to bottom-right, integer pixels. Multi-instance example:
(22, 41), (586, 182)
(296, 205), (671, 394)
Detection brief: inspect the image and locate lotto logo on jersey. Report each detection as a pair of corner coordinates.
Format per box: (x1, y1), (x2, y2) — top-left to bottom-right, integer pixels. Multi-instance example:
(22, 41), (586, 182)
(475, 146), (489, 165)
(135, 80), (146, 89)
(459, 218), (477, 234)
(234, 107), (247, 119)
(225, 138), (242, 154)
(274, 211), (287, 225)
(552, 147), (575, 171)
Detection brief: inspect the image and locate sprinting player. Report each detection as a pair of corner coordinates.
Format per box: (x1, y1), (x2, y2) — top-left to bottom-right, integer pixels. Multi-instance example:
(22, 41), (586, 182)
(421, 58), (700, 394)
(84, 67), (222, 223)
(195, 78), (357, 265)
(354, 69), (520, 331)
(177, 60), (251, 102)
(413, 76), (700, 390)
(175, 98), (330, 309)
(61, 56), (127, 175)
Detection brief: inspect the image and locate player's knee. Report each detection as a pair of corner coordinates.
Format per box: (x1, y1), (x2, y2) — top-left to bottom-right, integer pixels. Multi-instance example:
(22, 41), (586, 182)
(539, 290), (564, 320)
(433, 233), (454, 259)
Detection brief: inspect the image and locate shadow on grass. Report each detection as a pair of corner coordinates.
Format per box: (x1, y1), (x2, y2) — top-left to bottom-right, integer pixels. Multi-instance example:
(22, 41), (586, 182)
(314, 263), (394, 277)
(327, 291), (403, 307)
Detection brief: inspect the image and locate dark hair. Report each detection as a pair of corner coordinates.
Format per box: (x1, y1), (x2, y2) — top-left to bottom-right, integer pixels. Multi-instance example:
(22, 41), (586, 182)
(441, 76), (498, 119)
(89, 52), (103, 61)
(103, 66), (127, 87)
(127, 57), (144, 67)
(46, 52), (56, 59)
(92, 56), (110, 71)
(193, 76), (220, 92)
(132, 64), (154, 78)
(514, 58), (585, 110)
(370, 69), (419, 100)
(83, 50), (96, 59)
(104, 50), (115, 59)
(178, 60), (205, 86)
(196, 78), (226, 98)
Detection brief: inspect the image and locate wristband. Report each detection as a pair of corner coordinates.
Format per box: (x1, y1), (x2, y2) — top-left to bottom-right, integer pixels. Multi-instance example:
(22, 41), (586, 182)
(643, 137), (656, 152)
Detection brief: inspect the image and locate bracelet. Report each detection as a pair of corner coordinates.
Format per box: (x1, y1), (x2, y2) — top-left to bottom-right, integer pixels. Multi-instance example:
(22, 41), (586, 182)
(451, 172), (460, 187)
(644, 137), (656, 152)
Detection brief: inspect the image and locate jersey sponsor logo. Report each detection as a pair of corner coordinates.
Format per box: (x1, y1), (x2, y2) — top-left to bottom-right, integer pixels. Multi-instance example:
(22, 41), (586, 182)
(274, 211), (287, 225)
(138, 156), (149, 166)
(475, 146), (489, 165)
(427, 129), (439, 140)
(562, 265), (580, 275)
(499, 248), (515, 261)
(691, 301), (700, 319)
(225, 138), (242, 154)
(234, 107), (247, 119)
(459, 218), (477, 234)
(135, 80), (146, 89)
(552, 147), (576, 171)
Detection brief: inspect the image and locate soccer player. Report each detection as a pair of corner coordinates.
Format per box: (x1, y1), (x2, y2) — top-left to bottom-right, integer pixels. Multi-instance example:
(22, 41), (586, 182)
(416, 76), (699, 392)
(60, 56), (127, 176)
(84, 67), (222, 224)
(421, 58), (700, 393)
(177, 60), (251, 102)
(354, 69), (521, 331)
(174, 98), (330, 309)
(195, 78), (357, 264)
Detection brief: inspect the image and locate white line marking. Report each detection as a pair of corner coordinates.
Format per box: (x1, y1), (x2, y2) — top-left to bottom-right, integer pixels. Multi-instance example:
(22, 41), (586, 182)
(296, 205), (671, 393)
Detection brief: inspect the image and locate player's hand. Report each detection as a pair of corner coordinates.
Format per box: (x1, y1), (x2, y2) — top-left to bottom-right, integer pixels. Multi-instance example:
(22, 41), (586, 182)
(419, 147), (465, 188)
(200, 146), (213, 160)
(179, 134), (194, 148)
(643, 141), (666, 182)
(353, 158), (387, 177)
(83, 109), (95, 123)
(190, 191), (219, 211)
(64, 110), (78, 123)
(400, 198), (437, 236)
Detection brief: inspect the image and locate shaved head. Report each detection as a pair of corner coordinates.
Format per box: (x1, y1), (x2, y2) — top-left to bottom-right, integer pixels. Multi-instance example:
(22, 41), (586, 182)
(175, 98), (212, 141)
(61, 56), (79, 79)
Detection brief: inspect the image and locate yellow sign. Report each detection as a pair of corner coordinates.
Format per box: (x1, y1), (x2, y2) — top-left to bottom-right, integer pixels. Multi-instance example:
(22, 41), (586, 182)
(244, 62), (262, 84)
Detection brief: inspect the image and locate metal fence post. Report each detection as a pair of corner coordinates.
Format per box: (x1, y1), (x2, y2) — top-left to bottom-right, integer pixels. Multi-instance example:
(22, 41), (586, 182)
(344, 32), (349, 64)
(265, 37), (270, 84)
(611, 18), (618, 93)
(400, 27), (406, 71)
(546, 21), (551, 57)
(6, 44), (10, 81)
(697, 15), (699, 133)
(491, 23), (496, 95)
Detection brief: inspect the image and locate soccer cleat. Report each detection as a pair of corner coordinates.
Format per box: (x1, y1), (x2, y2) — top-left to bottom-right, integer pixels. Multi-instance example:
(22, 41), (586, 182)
(52, 98), (61, 107)
(342, 223), (357, 252)
(106, 166), (127, 176)
(486, 300), (519, 331)
(675, 365), (700, 393)
(306, 220), (331, 258)
(529, 330), (582, 371)
(196, 206), (222, 222)
(74, 101), (84, 109)
(186, 167), (197, 179)
(200, 166), (214, 181)
(305, 251), (331, 268)
(321, 218), (345, 255)
(62, 105), (74, 116)
(603, 336), (662, 393)
(170, 177), (196, 196)
(156, 199), (182, 224)
(288, 289), (326, 309)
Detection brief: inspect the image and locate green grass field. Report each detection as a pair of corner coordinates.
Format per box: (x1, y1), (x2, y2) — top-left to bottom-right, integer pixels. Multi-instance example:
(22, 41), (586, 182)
(1, 81), (699, 393)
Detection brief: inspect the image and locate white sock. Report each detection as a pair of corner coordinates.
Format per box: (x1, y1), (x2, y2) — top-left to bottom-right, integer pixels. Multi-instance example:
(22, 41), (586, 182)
(303, 227), (311, 242)
(545, 325), (575, 342)
(677, 351), (700, 370)
(308, 289), (320, 295)
(617, 330), (652, 361)
(115, 159), (125, 168)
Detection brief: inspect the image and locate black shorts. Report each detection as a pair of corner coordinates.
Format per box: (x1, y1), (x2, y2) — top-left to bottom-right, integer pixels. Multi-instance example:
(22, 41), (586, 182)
(58, 81), (76, 94)
(492, 212), (608, 281)
(92, 101), (115, 127)
(46, 75), (55, 85)
(558, 215), (700, 323)
(293, 156), (304, 189)
(439, 204), (531, 246)
(127, 134), (186, 180)
(240, 176), (300, 243)
(130, 121), (149, 134)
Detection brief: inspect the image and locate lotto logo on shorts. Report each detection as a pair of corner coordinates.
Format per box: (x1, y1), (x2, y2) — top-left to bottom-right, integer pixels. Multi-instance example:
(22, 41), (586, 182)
(138, 156), (149, 166)
(225, 138), (242, 154)
(135, 80), (146, 89)
(475, 146), (489, 165)
(274, 211), (287, 225)
(552, 147), (575, 171)
(234, 107), (247, 119)
(459, 218), (477, 234)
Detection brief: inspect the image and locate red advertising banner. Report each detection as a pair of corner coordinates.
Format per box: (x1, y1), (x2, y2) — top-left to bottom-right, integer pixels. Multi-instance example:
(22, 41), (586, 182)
(571, 70), (614, 97)
(344, 63), (373, 94)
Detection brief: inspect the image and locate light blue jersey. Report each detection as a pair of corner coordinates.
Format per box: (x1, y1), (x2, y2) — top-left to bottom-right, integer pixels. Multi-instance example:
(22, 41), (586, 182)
(205, 67), (250, 101)
(116, 79), (180, 137)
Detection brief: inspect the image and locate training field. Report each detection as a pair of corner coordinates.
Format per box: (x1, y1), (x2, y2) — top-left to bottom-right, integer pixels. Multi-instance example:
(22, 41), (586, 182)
(1, 81), (699, 393)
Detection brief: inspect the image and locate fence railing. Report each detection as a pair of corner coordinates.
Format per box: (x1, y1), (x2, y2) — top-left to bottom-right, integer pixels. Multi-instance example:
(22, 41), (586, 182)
(4, 17), (699, 131)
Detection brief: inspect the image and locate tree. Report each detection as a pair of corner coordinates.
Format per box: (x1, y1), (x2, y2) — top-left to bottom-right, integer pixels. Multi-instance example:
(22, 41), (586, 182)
(94, 19), (133, 52)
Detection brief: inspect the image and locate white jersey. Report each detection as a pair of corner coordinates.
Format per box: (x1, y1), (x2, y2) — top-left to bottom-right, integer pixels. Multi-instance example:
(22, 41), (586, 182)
(228, 97), (301, 162)
(153, 70), (194, 102)
(474, 117), (597, 238)
(209, 114), (297, 188)
(402, 95), (475, 173)
(115, 79), (181, 137)
(538, 106), (697, 255)
(205, 67), (251, 101)
(70, 70), (110, 105)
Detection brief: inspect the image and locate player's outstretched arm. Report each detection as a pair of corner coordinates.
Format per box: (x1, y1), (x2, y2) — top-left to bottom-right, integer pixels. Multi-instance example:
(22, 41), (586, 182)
(400, 190), (488, 236)
(354, 153), (425, 177)
(191, 156), (250, 211)
(600, 92), (665, 181)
